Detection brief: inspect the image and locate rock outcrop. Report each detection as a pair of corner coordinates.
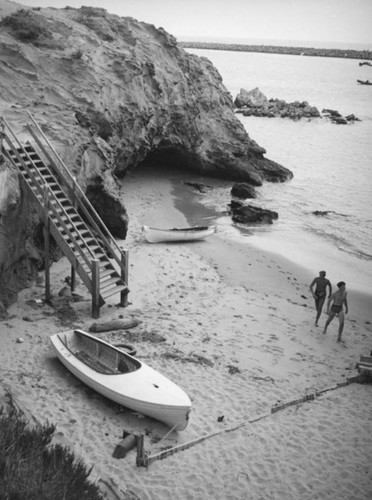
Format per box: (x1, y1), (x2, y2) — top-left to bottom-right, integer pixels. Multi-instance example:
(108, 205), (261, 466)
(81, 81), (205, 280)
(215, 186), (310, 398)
(234, 88), (321, 120)
(0, 158), (60, 312)
(231, 182), (256, 199)
(228, 200), (278, 225)
(234, 88), (360, 124)
(321, 109), (360, 125)
(0, 1), (292, 313)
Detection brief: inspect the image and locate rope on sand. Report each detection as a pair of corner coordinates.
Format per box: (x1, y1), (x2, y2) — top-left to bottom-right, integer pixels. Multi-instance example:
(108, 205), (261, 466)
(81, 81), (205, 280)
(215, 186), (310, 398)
(271, 374), (361, 413)
(138, 374), (362, 468)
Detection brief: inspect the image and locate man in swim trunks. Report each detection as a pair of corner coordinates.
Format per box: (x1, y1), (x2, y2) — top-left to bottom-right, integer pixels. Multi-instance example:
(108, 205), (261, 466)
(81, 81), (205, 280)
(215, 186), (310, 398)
(323, 281), (348, 342)
(309, 271), (332, 327)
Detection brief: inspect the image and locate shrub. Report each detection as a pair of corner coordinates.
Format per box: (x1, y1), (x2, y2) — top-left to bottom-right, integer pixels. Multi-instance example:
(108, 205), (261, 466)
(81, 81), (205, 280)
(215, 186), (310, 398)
(0, 404), (103, 500)
(0, 9), (51, 44)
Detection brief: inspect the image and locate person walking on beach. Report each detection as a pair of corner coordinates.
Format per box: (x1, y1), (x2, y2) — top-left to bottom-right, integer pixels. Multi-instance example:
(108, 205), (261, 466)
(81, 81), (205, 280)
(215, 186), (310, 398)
(309, 271), (332, 326)
(323, 281), (348, 342)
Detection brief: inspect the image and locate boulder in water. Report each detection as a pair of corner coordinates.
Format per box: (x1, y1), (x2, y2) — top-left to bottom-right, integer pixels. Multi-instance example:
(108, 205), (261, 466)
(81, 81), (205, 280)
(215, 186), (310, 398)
(228, 200), (278, 224)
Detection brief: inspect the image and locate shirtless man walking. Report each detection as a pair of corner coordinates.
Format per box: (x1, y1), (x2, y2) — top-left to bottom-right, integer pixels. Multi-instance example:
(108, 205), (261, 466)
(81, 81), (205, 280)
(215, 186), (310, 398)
(323, 281), (348, 342)
(309, 271), (332, 327)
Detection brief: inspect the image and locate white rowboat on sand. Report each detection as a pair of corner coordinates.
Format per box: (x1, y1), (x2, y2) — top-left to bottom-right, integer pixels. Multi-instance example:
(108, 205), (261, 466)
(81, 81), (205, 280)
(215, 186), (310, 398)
(142, 225), (215, 243)
(50, 329), (192, 431)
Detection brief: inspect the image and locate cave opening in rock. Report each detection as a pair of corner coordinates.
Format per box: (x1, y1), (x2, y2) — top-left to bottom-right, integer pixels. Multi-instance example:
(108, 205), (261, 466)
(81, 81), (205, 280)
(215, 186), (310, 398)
(136, 146), (200, 175)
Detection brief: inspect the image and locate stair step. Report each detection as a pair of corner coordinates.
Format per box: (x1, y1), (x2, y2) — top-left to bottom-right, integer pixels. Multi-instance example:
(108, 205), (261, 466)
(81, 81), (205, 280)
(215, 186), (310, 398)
(55, 216), (80, 224)
(83, 267), (116, 279)
(58, 209), (77, 217)
(11, 151), (37, 159)
(84, 254), (110, 264)
(19, 160), (44, 170)
(64, 234), (97, 246)
(52, 215), (80, 226)
(20, 156), (42, 164)
(75, 253), (108, 266)
(100, 276), (123, 290)
(33, 167), (51, 175)
(50, 213), (78, 222)
(66, 223), (88, 232)
(101, 284), (129, 300)
(81, 261), (115, 279)
(100, 268), (117, 279)
(62, 224), (92, 234)
(67, 243), (102, 257)
(52, 196), (70, 204)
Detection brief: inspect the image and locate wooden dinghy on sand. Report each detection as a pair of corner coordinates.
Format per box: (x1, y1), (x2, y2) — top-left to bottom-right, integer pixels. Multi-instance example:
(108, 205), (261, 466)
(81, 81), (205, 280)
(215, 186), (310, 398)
(142, 225), (216, 243)
(50, 329), (192, 431)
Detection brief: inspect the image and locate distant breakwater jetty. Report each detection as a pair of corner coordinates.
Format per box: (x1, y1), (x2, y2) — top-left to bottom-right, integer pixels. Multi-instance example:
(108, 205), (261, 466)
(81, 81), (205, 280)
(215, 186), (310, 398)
(179, 42), (372, 61)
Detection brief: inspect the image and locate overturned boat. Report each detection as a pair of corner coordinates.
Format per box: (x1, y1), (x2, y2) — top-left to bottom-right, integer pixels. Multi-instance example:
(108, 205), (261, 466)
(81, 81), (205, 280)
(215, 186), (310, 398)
(142, 225), (215, 243)
(50, 329), (192, 430)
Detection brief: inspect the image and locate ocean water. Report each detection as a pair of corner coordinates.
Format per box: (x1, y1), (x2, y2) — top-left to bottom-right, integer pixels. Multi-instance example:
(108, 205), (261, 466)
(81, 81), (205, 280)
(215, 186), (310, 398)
(186, 48), (372, 294)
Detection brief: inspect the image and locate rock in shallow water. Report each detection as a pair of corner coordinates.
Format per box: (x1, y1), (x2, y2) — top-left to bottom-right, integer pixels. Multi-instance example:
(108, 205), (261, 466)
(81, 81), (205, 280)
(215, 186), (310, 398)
(228, 200), (279, 225)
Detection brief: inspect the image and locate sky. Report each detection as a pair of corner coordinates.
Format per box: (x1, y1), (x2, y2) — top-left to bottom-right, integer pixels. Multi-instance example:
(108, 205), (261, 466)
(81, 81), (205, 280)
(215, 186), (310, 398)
(17, 0), (372, 47)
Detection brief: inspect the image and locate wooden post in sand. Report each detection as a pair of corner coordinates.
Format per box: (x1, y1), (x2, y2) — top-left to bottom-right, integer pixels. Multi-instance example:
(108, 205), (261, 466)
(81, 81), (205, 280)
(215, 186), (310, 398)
(136, 435), (146, 467)
(70, 266), (76, 292)
(43, 187), (51, 303)
(120, 249), (129, 307)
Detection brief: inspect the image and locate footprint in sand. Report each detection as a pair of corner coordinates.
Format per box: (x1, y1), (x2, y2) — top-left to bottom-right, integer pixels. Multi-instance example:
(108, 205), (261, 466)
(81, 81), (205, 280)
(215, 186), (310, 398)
(289, 351), (308, 361)
(267, 334), (279, 343)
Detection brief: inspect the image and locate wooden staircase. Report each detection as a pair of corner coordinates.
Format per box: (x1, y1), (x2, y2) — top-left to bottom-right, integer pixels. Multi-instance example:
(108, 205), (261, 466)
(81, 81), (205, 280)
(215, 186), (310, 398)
(1, 113), (129, 318)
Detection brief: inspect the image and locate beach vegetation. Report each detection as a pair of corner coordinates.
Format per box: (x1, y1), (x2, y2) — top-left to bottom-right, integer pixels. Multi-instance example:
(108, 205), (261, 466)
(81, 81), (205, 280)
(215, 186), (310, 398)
(0, 403), (103, 500)
(0, 9), (51, 44)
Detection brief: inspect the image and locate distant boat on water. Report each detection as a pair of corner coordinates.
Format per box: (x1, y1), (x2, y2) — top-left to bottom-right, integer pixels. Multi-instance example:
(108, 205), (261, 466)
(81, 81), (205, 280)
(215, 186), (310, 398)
(357, 79), (372, 85)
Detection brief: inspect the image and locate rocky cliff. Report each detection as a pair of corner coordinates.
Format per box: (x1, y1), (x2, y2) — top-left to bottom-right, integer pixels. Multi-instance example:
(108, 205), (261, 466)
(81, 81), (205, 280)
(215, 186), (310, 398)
(0, 1), (292, 313)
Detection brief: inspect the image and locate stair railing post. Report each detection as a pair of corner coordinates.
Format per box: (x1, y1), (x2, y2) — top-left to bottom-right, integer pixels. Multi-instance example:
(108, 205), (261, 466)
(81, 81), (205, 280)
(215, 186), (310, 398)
(68, 174), (78, 293)
(70, 266), (76, 292)
(69, 174), (78, 292)
(43, 186), (51, 303)
(91, 259), (100, 318)
(120, 249), (129, 307)
(72, 175), (77, 209)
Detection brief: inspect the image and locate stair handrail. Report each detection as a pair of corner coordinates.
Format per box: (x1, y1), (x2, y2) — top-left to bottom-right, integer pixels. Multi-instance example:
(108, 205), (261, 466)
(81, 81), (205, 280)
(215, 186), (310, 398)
(26, 111), (127, 276)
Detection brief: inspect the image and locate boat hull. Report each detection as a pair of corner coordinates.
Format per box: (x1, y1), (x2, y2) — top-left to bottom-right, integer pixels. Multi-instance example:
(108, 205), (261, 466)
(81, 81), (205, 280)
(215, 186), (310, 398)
(50, 330), (191, 430)
(142, 225), (215, 243)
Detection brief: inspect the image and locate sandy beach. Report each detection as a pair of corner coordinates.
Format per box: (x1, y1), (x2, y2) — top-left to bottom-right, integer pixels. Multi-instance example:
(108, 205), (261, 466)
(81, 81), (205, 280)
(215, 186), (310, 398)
(1, 168), (371, 500)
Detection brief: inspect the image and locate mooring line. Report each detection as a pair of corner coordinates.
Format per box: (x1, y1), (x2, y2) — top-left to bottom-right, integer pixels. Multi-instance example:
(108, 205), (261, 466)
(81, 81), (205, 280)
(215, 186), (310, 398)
(139, 374), (363, 468)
